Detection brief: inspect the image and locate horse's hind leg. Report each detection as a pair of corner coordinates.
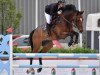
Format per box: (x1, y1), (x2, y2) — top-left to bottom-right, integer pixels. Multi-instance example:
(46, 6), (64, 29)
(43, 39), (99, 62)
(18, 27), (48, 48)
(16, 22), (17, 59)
(27, 58), (34, 74)
(37, 41), (53, 73)
(37, 58), (42, 73)
(27, 42), (41, 74)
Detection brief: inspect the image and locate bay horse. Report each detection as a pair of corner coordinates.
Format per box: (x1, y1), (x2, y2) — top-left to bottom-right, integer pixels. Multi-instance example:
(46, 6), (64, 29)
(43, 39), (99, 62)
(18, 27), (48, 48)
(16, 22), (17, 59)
(64, 4), (84, 46)
(27, 11), (77, 73)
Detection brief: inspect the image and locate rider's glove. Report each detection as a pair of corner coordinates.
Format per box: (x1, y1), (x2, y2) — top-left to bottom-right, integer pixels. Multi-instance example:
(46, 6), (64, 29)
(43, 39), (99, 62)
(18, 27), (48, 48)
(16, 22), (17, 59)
(57, 10), (62, 14)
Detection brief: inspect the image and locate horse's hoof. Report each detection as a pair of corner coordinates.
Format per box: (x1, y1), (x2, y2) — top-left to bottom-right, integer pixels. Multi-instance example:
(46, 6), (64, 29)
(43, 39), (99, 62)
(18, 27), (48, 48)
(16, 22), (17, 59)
(73, 44), (78, 47)
(26, 69), (30, 74)
(26, 68), (34, 74)
(68, 43), (72, 47)
(31, 69), (35, 75)
(37, 68), (42, 73)
(74, 40), (78, 44)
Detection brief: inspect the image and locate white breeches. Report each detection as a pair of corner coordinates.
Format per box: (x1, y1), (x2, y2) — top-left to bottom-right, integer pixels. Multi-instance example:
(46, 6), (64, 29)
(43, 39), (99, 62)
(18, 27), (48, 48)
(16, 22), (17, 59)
(45, 13), (52, 24)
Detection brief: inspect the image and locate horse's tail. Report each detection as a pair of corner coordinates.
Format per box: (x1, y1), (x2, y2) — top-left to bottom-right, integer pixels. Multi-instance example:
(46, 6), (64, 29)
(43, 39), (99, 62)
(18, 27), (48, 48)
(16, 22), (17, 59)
(29, 29), (35, 52)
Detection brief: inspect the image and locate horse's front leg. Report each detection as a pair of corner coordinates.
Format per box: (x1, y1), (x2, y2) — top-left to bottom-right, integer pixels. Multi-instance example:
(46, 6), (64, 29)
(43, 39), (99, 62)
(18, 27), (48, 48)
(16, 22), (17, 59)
(27, 41), (41, 74)
(68, 33), (74, 47)
(74, 32), (79, 44)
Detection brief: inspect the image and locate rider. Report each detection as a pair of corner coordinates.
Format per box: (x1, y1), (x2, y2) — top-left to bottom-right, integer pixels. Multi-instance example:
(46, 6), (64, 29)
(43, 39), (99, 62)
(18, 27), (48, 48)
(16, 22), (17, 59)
(45, 0), (65, 36)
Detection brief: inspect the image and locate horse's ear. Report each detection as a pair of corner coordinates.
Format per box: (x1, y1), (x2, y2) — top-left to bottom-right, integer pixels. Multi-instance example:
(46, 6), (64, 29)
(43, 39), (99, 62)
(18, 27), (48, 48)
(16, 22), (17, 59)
(80, 11), (84, 14)
(76, 11), (84, 15)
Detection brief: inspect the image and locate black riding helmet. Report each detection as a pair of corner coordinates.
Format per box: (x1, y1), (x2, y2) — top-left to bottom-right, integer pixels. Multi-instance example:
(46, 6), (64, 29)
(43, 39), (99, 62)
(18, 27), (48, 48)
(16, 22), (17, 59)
(58, 0), (65, 4)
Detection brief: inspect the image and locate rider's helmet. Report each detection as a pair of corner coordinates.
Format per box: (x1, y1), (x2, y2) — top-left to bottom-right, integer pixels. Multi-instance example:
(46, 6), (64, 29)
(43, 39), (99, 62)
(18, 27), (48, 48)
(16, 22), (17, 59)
(58, 0), (65, 4)
(58, 0), (65, 7)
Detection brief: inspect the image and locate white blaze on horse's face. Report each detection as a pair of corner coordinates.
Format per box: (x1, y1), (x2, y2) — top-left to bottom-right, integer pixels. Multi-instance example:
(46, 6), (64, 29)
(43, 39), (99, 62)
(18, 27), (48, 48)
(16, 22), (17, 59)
(80, 18), (83, 22)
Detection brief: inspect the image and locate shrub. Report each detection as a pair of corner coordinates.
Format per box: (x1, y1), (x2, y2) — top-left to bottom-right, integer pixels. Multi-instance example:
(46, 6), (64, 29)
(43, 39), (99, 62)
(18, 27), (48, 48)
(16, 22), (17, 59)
(48, 47), (97, 53)
(13, 46), (31, 53)
(13, 46), (97, 53)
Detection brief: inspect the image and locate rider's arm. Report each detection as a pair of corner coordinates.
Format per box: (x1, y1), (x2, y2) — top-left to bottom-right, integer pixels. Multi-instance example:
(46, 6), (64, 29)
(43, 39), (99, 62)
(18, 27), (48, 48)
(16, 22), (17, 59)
(49, 3), (58, 16)
(57, 7), (64, 14)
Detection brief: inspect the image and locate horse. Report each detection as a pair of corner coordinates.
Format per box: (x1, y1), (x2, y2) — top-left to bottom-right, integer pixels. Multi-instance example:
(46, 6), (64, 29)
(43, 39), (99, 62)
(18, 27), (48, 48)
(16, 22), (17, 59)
(64, 4), (84, 46)
(27, 11), (77, 74)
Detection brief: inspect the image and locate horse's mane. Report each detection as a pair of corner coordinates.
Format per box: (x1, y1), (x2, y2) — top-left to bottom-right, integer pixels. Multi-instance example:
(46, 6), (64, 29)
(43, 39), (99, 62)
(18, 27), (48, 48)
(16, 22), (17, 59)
(64, 4), (77, 12)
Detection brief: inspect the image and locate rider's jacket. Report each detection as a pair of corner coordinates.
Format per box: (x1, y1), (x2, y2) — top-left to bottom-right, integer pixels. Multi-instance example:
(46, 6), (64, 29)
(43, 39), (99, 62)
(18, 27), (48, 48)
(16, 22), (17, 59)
(45, 3), (64, 16)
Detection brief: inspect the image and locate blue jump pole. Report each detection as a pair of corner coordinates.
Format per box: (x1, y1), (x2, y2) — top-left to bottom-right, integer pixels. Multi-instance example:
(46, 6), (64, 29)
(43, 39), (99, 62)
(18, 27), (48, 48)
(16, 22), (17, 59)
(13, 64), (99, 68)
(13, 53), (100, 58)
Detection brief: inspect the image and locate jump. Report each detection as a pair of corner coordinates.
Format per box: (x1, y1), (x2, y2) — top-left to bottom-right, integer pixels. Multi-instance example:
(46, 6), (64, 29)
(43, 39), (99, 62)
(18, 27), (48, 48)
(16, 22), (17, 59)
(27, 1), (84, 74)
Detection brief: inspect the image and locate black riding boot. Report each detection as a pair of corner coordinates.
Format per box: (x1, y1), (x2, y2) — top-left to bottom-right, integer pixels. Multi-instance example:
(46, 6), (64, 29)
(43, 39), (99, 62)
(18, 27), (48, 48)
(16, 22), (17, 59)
(46, 24), (52, 36)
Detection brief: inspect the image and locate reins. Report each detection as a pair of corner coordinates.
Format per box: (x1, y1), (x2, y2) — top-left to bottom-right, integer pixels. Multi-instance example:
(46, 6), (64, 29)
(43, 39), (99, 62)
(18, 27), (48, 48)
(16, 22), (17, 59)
(61, 15), (77, 28)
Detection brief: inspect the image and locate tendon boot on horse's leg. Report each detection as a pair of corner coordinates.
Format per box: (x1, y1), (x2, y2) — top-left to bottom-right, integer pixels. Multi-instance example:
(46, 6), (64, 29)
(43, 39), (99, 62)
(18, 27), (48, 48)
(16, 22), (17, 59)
(27, 58), (34, 74)
(37, 58), (42, 73)
(74, 32), (79, 44)
(68, 34), (74, 47)
(68, 38), (74, 47)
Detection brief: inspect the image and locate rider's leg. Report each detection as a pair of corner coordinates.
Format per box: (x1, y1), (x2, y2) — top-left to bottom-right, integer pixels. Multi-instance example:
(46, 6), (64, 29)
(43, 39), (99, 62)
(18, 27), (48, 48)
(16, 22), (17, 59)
(45, 13), (51, 24)
(45, 13), (52, 36)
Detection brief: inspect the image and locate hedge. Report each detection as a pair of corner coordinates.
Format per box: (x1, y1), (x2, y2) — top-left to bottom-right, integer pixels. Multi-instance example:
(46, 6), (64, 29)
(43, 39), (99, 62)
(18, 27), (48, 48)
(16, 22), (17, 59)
(13, 46), (97, 53)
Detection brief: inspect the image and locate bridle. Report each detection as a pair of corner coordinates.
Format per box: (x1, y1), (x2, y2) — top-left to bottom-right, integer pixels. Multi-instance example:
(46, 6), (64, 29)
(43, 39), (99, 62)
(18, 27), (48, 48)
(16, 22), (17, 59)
(61, 15), (78, 28)
(52, 13), (80, 29)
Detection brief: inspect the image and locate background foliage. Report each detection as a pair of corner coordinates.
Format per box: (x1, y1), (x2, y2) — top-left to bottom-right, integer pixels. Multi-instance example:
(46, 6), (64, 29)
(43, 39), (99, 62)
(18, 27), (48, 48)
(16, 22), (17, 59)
(13, 47), (97, 53)
(0, 0), (22, 34)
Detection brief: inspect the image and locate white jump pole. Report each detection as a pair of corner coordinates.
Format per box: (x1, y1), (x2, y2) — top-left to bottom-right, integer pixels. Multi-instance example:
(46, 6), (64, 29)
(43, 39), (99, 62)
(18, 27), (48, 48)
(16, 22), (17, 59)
(99, 31), (100, 75)
(99, 32), (100, 53)
(78, 0), (82, 47)
(91, 30), (94, 50)
(10, 35), (13, 75)
(78, 0), (81, 13)
(35, 0), (38, 28)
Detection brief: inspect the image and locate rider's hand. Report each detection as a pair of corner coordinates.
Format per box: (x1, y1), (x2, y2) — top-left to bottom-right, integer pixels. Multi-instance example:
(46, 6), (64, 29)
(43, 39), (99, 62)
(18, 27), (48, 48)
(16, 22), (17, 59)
(57, 10), (62, 14)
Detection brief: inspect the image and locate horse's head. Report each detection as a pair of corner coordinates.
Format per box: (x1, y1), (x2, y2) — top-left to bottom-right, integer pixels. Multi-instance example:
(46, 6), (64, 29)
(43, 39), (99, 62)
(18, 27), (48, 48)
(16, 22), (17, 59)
(64, 4), (84, 33)
(73, 11), (84, 33)
(61, 11), (78, 28)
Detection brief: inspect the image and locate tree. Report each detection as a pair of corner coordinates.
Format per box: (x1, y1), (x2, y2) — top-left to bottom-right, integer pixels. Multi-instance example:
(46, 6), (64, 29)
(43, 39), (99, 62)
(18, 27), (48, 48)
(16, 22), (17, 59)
(0, 0), (22, 34)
